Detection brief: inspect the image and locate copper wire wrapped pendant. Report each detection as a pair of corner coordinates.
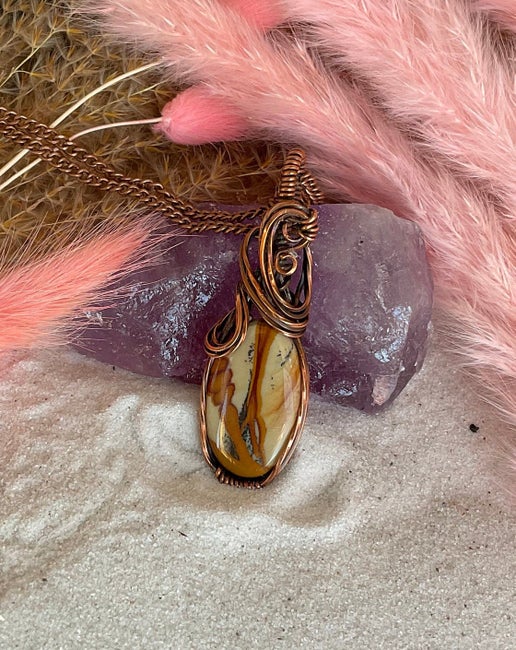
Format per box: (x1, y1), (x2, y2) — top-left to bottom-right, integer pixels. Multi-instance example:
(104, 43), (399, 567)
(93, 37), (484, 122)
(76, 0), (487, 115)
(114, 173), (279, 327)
(199, 150), (321, 487)
(201, 320), (308, 484)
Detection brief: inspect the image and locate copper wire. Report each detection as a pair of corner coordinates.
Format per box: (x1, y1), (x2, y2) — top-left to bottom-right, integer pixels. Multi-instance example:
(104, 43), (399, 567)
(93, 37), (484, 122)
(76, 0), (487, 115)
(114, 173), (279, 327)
(204, 159), (322, 356)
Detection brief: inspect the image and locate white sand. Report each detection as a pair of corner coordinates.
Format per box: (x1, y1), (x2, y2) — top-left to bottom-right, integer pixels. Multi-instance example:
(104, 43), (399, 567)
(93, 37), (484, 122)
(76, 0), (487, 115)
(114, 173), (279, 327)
(0, 335), (514, 649)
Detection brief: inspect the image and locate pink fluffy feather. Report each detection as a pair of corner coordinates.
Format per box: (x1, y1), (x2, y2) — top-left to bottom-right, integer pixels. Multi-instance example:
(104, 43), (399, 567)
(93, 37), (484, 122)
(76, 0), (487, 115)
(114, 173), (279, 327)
(0, 219), (165, 352)
(81, 0), (516, 490)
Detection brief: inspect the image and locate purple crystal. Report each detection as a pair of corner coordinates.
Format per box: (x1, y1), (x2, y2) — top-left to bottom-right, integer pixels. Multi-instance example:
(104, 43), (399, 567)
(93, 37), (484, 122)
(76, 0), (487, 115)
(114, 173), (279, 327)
(76, 204), (433, 412)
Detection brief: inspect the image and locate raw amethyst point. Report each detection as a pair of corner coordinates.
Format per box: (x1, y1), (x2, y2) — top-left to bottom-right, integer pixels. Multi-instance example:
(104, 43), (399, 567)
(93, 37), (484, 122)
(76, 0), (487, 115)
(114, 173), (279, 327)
(76, 203), (433, 412)
(308, 204), (432, 411)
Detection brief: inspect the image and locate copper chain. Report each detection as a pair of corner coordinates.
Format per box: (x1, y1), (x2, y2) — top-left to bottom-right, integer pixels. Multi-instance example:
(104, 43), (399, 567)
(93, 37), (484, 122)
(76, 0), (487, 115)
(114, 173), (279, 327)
(0, 107), (323, 233)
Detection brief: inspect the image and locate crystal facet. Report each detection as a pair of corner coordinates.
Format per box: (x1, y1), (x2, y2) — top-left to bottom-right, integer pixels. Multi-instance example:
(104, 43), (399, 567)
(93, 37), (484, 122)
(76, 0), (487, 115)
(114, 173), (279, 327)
(76, 203), (433, 412)
(203, 321), (305, 479)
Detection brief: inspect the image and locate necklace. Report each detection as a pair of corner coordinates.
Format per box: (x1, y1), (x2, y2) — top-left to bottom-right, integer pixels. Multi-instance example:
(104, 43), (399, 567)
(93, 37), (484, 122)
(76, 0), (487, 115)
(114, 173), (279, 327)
(0, 107), (323, 488)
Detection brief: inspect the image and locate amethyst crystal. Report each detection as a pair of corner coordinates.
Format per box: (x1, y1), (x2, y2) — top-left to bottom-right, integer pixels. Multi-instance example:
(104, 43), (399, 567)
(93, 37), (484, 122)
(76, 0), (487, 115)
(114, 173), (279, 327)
(76, 204), (433, 412)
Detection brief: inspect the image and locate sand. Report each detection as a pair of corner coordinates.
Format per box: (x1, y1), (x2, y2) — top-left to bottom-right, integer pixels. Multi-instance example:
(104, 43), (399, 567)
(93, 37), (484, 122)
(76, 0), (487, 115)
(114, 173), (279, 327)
(0, 334), (514, 649)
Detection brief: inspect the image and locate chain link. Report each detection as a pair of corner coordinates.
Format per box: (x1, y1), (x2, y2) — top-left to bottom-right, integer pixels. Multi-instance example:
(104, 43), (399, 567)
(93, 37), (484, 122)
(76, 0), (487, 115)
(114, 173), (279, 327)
(0, 107), (322, 233)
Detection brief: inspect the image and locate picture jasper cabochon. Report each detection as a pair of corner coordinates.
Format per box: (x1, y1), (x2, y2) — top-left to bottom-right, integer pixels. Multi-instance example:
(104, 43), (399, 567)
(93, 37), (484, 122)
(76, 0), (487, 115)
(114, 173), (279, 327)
(200, 320), (308, 486)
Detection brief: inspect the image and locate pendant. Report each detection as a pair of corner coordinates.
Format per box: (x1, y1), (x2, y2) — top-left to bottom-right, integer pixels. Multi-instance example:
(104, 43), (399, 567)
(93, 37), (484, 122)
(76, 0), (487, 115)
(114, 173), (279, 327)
(201, 319), (308, 486)
(199, 152), (320, 487)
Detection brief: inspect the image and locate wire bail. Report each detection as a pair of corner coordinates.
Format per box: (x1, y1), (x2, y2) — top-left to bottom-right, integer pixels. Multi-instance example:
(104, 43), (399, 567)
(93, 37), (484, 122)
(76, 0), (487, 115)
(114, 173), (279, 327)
(204, 148), (321, 358)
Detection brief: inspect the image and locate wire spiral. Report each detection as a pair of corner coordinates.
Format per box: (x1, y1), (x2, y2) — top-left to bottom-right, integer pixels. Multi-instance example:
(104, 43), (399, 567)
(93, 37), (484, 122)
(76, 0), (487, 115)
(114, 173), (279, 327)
(204, 149), (321, 357)
(240, 201), (317, 337)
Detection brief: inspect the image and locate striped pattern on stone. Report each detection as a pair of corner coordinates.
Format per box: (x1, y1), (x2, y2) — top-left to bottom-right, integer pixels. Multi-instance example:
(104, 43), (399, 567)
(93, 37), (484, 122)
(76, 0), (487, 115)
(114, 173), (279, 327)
(203, 320), (304, 479)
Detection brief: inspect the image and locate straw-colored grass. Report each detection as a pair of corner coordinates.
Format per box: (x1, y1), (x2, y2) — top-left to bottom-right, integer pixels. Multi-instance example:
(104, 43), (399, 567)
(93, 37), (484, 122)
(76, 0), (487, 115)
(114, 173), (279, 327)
(0, 0), (281, 264)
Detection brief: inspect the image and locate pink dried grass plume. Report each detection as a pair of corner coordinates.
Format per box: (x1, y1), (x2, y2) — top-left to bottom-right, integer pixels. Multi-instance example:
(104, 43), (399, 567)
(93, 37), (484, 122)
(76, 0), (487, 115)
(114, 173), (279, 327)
(157, 85), (249, 144)
(80, 0), (516, 488)
(0, 218), (167, 352)
(221, 0), (282, 29)
(471, 0), (516, 32)
(78, 0), (421, 209)
(273, 0), (516, 223)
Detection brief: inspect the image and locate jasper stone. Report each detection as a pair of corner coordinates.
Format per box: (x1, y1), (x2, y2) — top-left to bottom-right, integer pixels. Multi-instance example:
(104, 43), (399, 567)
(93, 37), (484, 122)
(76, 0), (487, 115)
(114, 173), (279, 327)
(203, 321), (305, 478)
(75, 203), (433, 412)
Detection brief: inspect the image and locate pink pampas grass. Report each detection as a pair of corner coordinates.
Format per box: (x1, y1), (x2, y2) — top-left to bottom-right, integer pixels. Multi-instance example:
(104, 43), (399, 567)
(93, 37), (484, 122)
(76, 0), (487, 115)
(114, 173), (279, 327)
(156, 85), (249, 145)
(472, 0), (516, 32)
(273, 0), (516, 223)
(79, 0), (419, 211)
(81, 0), (516, 490)
(221, 0), (282, 29)
(0, 218), (166, 352)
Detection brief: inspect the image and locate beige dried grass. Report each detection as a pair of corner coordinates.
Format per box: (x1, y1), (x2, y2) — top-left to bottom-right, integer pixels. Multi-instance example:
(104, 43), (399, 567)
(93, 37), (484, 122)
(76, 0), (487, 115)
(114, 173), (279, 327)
(0, 0), (281, 263)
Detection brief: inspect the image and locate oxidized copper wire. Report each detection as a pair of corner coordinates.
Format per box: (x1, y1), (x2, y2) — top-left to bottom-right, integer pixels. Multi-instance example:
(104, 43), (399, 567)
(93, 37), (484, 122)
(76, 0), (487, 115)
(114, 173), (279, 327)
(204, 283), (250, 357)
(203, 149), (321, 358)
(200, 149), (322, 488)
